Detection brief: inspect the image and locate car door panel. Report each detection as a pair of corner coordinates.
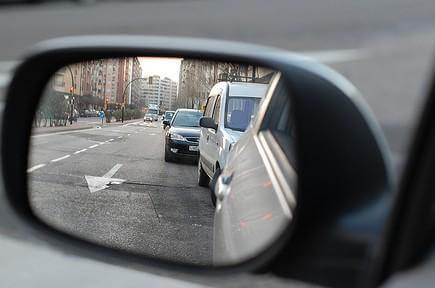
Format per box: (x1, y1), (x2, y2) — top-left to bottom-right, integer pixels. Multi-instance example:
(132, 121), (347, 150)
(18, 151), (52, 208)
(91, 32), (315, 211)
(214, 131), (292, 264)
(208, 94), (222, 172)
(200, 95), (215, 175)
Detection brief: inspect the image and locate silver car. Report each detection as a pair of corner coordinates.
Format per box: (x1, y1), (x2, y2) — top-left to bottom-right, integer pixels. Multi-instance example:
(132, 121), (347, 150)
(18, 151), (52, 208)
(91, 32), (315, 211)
(212, 75), (297, 265)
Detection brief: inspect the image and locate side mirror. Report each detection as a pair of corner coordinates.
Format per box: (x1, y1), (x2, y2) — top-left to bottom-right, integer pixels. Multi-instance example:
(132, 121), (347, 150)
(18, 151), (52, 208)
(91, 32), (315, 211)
(199, 117), (217, 130)
(3, 35), (393, 288)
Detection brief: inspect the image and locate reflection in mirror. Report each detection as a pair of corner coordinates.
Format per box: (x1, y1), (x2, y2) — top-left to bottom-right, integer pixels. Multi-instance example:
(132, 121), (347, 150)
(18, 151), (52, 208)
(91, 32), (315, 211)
(28, 57), (296, 266)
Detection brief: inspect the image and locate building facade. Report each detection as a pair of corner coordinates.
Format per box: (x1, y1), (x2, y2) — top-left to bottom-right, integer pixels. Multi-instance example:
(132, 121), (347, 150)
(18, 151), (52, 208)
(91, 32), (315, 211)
(177, 59), (275, 110)
(142, 75), (178, 110)
(52, 57), (141, 110)
(131, 57), (143, 108)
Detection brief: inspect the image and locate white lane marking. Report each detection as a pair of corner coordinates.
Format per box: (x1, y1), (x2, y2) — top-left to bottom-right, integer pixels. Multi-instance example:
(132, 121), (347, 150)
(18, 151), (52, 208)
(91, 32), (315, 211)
(51, 154), (70, 162)
(149, 133), (156, 136)
(108, 138), (114, 142)
(103, 163), (123, 178)
(31, 128), (96, 138)
(85, 163), (125, 193)
(301, 49), (366, 64)
(127, 134), (131, 136)
(27, 164), (46, 173)
(99, 142), (105, 145)
(88, 144), (99, 149)
(74, 148), (87, 154)
(122, 121), (141, 127)
(117, 136), (123, 139)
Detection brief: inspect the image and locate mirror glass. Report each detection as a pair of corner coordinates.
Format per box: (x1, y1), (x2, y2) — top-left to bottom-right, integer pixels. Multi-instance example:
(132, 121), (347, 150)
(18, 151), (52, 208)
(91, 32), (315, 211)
(28, 57), (296, 266)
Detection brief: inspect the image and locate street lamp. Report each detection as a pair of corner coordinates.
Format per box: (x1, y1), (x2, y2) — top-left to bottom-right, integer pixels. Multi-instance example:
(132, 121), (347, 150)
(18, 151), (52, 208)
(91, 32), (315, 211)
(120, 77), (147, 123)
(66, 65), (75, 125)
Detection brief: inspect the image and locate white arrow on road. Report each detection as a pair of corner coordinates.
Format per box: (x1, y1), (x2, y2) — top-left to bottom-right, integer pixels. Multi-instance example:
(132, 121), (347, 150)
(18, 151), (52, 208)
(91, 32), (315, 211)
(85, 164), (125, 193)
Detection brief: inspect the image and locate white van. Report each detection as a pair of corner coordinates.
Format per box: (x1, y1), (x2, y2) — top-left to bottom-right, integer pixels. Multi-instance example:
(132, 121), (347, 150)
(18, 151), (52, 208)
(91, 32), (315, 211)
(197, 81), (268, 204)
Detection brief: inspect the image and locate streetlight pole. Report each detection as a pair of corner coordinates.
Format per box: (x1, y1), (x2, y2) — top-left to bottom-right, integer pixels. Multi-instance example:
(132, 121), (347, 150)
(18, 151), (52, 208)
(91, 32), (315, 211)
(120, 77), (147, 123)
(66, 65), (75, 125)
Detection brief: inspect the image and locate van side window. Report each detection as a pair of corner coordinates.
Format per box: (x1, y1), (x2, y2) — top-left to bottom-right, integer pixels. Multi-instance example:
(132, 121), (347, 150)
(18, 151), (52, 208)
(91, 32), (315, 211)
(213, 95), (221, 124)
(204, 96), (215, 117)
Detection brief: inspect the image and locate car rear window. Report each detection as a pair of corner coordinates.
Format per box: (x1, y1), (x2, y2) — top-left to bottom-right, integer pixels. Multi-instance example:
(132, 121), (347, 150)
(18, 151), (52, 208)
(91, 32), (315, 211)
(172, 111), (202, 127)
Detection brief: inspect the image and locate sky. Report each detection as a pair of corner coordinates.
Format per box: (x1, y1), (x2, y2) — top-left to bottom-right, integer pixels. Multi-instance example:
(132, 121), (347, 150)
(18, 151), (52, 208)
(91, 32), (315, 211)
(139, 57), (182, 83)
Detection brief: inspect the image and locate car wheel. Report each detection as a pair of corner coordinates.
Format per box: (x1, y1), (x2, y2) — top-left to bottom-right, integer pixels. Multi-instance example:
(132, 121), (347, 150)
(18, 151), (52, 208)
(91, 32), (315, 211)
(198, 160), (209, 187)
(209, 167), (221, 207)
(164, 146), (172, 162)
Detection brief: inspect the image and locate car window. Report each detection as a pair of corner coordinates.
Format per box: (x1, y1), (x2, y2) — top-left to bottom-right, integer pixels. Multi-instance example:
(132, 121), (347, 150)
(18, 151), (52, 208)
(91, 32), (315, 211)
(225, 97), (261, 131)
(204, 96), (215, 117)
(165, 112), (174, 119)
(172, 111), (202, 127)
(212, 95), (221, 124)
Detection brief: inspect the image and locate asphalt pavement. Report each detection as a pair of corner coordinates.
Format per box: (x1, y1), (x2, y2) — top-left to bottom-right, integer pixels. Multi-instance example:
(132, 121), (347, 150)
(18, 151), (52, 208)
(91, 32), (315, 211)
(28, 120), (214, 265)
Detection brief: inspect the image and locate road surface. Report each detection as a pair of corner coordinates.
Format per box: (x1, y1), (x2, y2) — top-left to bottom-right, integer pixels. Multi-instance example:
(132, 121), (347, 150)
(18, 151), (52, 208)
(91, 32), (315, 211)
(28, 120), (214, 265)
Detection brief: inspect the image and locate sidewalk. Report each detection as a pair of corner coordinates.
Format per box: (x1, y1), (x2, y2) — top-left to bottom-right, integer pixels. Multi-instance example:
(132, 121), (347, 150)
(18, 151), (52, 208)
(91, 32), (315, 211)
(32, 118), (143, 135)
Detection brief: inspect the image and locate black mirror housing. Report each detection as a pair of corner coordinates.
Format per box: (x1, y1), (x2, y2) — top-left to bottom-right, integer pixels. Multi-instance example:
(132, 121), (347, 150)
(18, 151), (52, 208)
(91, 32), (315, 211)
(162, 119), (170, 126)
(199, 117), (217, 130)
(1, 35), (393, 288)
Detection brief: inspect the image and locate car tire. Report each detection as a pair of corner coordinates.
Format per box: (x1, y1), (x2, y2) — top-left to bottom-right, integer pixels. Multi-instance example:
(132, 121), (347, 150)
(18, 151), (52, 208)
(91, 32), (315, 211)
(164, 147), (172, 162)
(209, 167), (221, 207)
(198, 160), (209, 187)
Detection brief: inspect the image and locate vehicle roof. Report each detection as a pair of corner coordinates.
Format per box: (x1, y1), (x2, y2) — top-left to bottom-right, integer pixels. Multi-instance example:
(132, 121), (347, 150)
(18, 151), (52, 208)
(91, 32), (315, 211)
(226, 82), (268, 98)
(175, 108), (201, 113)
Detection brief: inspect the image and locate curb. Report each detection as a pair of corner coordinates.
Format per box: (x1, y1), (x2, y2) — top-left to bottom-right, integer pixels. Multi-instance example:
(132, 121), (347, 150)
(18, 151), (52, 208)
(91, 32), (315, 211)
(32, 119), (143, 135)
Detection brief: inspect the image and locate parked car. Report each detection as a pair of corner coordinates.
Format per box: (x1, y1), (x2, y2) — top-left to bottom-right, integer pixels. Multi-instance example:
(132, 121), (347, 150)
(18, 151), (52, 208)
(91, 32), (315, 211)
(162, 110), (175, 129)
(68, 109), (79, 122)
(197, 81), (268, 204)
(81, 109), (97, 118)
(164, 109), (202, 162)
(211, 74), (296, 264)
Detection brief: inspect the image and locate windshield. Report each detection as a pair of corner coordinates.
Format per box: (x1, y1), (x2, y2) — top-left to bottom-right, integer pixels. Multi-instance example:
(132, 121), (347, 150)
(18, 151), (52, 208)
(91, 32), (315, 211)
(225, 97), (262, 131)
(172, 111), (202, 127)
(165, 112), (174, 119)
(148, 109), (158, 115)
